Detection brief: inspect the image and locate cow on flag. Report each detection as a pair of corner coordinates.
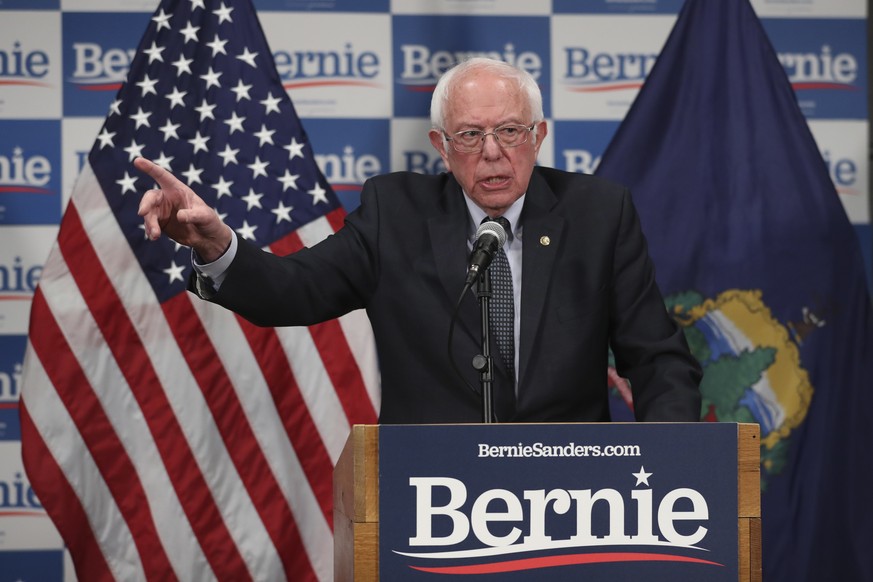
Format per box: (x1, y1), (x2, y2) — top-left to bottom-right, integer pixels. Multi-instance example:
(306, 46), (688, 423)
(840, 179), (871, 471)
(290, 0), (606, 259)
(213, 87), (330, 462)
(596, 0), (873, 580)
(19, 0), (379, 580)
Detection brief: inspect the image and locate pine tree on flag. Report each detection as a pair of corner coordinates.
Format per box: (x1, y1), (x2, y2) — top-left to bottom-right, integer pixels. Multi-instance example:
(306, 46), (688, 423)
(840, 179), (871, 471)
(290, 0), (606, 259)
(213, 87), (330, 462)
(596, 0), (873, 580)
(20, 1), (379, 580)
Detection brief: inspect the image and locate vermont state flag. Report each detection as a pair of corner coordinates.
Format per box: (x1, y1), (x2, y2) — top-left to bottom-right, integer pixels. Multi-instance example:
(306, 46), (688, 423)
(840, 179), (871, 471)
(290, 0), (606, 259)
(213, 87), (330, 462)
(596, 0), (873, 580)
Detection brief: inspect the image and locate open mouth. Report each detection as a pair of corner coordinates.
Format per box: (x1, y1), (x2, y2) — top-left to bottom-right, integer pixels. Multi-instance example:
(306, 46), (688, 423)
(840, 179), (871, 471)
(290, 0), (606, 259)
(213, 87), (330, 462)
(481, 176), (510, 188)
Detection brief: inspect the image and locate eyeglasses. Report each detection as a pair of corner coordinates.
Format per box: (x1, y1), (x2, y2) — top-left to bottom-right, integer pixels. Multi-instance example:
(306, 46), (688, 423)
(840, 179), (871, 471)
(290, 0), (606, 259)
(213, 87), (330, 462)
(443, 123), (536, 154)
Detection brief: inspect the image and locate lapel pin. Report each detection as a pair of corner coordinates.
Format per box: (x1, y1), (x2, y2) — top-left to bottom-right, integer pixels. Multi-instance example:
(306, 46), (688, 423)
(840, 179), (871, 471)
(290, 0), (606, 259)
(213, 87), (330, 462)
(539, 236), (551, 246)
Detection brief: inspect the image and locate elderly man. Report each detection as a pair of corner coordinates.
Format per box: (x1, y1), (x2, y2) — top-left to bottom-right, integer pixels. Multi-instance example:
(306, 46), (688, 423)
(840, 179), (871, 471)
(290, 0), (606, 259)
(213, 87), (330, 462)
(136, 57), (701, 424)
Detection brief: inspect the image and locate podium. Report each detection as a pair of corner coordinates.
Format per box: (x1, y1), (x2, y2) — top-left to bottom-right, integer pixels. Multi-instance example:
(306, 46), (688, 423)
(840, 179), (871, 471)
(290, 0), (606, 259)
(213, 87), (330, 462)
(334, 423), (761, 581)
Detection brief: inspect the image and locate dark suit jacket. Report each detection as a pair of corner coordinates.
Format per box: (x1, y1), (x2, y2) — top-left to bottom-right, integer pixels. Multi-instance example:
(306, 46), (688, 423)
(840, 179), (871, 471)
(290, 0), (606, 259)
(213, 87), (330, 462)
(206, 167), (702, 424)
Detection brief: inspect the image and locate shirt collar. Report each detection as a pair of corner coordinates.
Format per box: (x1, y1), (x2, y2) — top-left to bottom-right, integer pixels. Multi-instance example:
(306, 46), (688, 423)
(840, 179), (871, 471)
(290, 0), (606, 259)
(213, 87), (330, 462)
(462, 192), (526, 241)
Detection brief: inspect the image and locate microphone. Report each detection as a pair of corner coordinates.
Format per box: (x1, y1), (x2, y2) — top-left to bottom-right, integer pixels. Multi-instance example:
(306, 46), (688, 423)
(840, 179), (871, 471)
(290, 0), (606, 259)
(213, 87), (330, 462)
(465, 220), (508, 286)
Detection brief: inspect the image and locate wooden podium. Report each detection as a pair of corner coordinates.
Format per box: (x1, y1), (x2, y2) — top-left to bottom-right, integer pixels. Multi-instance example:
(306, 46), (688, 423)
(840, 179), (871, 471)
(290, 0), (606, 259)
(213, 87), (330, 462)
(334, 423), (761, 581)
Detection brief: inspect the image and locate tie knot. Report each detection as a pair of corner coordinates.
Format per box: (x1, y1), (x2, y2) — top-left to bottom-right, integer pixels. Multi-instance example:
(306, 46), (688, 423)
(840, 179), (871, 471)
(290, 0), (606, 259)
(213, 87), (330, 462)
(483, 216), (512, 241)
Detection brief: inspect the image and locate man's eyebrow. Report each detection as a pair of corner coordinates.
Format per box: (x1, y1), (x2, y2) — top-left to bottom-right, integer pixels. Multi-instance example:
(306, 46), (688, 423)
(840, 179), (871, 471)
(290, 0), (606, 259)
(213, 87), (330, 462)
(452, 119), (525, 130)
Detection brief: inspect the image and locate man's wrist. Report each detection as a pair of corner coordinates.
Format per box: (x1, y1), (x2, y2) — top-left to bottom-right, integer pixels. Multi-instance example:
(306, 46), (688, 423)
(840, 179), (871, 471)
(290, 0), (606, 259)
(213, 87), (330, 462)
(192, 228), (237, 291)
(194, 226), (234, 263)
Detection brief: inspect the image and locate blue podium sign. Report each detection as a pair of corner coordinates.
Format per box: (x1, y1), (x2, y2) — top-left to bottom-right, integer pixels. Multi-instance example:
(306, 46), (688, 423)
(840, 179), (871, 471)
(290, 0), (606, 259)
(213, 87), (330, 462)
(379, 423), (739, 580)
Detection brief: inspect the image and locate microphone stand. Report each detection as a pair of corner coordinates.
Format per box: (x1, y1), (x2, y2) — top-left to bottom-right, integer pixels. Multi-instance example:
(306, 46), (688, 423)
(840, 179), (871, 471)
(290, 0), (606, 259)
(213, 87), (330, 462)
(473, 269), (495, 423)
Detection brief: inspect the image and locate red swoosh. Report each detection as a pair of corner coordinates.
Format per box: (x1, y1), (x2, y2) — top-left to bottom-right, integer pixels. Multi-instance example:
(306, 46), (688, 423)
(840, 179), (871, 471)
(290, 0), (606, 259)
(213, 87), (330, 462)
(410, 551), (724, 574)
(0, 186), (53, 194)
(283, 80), (381, 90)
(792, 82), (858, 91)
(0, 80), (52, 88)
(0, 511), (44, 518)
(76, 83), (123, 91)
(403, 84), (437, 92)
(568, 82), (644, 93)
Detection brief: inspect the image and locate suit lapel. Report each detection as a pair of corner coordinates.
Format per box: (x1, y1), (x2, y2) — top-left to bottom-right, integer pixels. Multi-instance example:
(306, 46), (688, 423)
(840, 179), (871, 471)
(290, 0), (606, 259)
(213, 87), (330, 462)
(426, 171), (562, 405)
(519, 170), (565, 390)
(427, 177), (480, 343)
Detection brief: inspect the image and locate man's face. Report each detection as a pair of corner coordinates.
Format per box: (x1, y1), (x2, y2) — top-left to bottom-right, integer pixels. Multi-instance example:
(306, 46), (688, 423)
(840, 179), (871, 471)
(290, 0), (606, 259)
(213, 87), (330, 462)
(429, 70), (547, 217)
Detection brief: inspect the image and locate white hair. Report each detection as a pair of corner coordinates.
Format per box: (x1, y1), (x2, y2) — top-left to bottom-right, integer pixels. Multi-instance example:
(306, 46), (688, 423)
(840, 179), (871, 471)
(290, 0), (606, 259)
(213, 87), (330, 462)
(429, 57), (544, 131)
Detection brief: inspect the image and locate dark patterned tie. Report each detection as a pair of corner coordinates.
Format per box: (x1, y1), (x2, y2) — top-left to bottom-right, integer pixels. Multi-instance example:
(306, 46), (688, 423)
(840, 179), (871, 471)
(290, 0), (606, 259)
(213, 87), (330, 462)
(487, 216), (515, 381)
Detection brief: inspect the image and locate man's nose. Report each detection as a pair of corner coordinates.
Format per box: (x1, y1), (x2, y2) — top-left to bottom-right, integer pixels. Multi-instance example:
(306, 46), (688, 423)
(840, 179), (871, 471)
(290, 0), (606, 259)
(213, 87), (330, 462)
(481, 132), (503, 159)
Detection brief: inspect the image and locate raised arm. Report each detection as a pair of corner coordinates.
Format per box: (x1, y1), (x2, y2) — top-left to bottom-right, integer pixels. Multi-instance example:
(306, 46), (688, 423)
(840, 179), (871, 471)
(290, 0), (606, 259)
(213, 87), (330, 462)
(134, 157), (232, 262)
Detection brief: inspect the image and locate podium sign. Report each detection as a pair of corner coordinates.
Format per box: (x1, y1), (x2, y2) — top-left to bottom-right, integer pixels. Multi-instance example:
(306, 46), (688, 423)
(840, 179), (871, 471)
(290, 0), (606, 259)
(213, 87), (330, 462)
(378, 423), (739, 581)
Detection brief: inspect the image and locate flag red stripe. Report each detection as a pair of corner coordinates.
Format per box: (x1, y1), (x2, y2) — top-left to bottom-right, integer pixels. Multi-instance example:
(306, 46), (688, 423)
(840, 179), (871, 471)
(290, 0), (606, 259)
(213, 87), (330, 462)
(235, 318), (337, 527)
(19, 396), (116, 581)
(161, 293), (317, 580)
(57, 206), (251, 579)
(265, 214), (377, 426)
(24, 290), (176, 580)
(325, 208), (347, 233)
(269, 225), (307, 256)
(308, 319), (378, 425)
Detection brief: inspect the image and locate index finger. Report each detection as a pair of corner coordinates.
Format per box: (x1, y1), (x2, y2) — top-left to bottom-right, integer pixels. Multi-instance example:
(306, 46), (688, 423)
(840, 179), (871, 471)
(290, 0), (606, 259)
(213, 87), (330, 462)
(133, 157), (182, 191)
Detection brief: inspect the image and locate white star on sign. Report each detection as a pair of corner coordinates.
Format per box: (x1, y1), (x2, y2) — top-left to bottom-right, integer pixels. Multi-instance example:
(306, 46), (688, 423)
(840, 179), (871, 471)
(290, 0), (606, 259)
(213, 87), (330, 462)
(633, 466), (653, 487)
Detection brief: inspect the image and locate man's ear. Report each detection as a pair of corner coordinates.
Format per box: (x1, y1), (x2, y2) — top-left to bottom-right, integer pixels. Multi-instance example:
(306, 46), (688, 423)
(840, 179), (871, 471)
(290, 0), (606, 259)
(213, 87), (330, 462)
(533, 120), (548, 155)
(429, 129), (452, 172)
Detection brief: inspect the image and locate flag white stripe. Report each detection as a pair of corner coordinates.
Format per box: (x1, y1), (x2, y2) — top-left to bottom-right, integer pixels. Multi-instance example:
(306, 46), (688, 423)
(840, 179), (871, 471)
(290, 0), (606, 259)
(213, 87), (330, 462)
(35, 248), (214, 580)
(73, 164), (283, 580)
(188, 294), (335, 581)
(338, 309), (382, 413)
(20, 348), (146, 582)
(274, 324), (351, 461)
(295, 217), (381, 416)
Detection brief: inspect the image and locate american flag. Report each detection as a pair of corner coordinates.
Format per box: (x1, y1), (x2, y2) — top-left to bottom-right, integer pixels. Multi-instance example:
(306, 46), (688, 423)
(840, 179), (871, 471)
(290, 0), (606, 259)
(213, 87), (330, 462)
(20, 0), (379, 580)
